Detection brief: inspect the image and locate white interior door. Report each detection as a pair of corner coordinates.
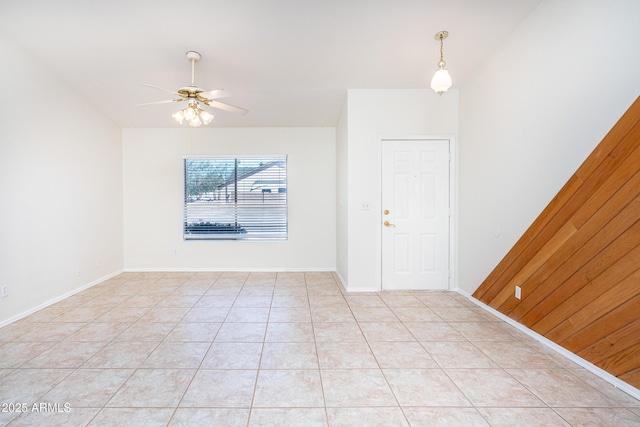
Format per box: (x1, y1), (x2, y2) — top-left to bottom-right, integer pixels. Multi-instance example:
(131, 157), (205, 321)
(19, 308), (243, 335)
(381, 139), (450, 290)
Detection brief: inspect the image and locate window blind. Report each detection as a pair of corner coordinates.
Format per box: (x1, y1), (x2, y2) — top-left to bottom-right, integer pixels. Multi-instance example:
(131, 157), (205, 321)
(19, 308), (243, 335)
(184, 156), (287, 240)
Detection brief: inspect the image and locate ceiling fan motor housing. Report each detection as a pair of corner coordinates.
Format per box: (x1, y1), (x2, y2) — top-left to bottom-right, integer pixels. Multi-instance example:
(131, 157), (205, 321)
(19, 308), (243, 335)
(186, 51), (201, 62)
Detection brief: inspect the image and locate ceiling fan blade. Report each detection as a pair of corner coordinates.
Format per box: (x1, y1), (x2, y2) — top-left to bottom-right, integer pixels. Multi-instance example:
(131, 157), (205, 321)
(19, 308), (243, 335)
(142, 84), (182, 97)
(136, 99), (183, 107)
(204, 99), (248, 115)
(198, 89), (231, 100)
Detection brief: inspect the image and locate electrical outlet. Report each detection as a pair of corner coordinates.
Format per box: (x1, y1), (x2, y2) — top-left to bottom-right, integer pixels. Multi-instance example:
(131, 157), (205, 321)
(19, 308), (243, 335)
(75, 268), (81, 277)
(515, 286), (522, 300)
(1, 286), (7, 298)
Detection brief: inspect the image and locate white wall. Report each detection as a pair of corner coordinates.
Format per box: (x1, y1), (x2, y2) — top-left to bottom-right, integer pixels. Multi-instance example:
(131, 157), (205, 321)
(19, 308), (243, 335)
(336, 100), (349, 284)
(343, 89), (459, 291)
(458, 0), (640, 293)
(0, 32), (123, 325)
(123, 127), (336, 271)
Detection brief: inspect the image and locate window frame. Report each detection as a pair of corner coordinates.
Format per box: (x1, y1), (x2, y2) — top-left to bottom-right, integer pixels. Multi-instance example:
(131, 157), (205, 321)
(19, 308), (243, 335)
(182, 155), (288, 241)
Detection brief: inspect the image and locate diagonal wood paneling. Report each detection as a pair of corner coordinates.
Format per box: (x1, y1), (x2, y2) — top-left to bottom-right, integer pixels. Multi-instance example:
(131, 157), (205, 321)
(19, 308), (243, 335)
(473, 96), (640, 389)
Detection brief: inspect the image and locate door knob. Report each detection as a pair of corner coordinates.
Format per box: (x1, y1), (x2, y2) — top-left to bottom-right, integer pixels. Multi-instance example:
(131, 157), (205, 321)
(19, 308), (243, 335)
(384, 220), (396, 227)
(383, 210), (390, 215)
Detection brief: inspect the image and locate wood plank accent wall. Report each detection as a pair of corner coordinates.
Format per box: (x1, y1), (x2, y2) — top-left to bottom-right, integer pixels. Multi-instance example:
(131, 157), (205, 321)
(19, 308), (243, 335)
(473, 96), (640, 389)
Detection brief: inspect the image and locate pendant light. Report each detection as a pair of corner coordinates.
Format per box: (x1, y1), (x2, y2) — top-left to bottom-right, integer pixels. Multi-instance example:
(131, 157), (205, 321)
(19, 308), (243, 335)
(430, 31), (452, 95)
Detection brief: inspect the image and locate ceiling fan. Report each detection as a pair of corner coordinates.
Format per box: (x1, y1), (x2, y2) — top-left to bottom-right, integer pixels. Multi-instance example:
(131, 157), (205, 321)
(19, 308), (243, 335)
(138, 51), (247, 126)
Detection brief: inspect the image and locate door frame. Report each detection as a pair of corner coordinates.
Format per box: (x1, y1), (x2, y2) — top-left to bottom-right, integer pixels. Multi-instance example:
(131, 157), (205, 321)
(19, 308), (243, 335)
(376, 135), (457, 291)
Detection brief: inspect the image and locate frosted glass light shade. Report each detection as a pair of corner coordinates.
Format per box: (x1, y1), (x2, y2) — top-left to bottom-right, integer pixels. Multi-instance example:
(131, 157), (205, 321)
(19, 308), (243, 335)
(431, 68), (452, 95)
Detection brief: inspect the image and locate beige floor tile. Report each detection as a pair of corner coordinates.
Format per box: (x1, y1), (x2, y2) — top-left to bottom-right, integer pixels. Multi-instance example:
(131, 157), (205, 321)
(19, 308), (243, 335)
(313, 322), (366, 342)
(430, 306), (495, 322)
(350, 306), (399, 322)
(232, 296), (273, 308)
(403, 407), (490, 427)
(253, 369), (325, 407)
(0, 368), (72, 403)
(107, 368), (195, 407)
(89, 407), (174, 426)
(261, 342), (318, 369)
(194, 295), (237, 307)
(507, 368), (619, 407)
(182, 307), (230, 322)
(391, 306), (443, 322)
(569, 367), (640, 407)
(23, 340), (107, 368)
(180, 369), (257, 407)
(268, 306), (311, 322)
(344, 295), (386, 307)
(415, 292), (465, 307)
(170, 408), (250, 426)
(450, 321), (525, 342)
(97, 306), (150, 323)
(119, 294), (166, 308)
(310, 306), (355, 322)
(14, 322), (85, 341)
(317, 341), (378, 369)
(226, 307), (270, 322)
(115, 322), (176, 342)
(308, 295), (348, 307)
(239, 287), (274, 297)
(141, 341), (209, 368)
(16, 307), (66, 324)
(378, 293), (425, 307)
(201, 342), (263, 369)
(9, 407), (100, 427)
(271, 295), (310, 308)
(404, 321), (466, 341)
(65, 322), (130, 341)
(273, 285), (308, 295)
(383, 368), (472, 406)
(164, 322), (221, 342)
(368, 341), (438, 368)
(42, 368), (133, 407)
(307, 286), (344, 296)
(321, 369), (397, 407)
(216, 322), (267, 342)
(0, 341), (55, 368)
(83, 341), (158, 369)
(359, 322), (415, 342)
(138, 307), (191, 322)
(554, 407), (640, 427)
(422, 341), (499, 368)
(474, 340), (561, 368)
(326, 407), (409, 426)
(476, 407), (571, 427)
(446, 368), (544, 407)
(0, 368), (12, 380)
(264, 322), (314, 342)
(53, 306), (112, 323)
(4, 272), (639, 426)
(249, 408), (326, 426)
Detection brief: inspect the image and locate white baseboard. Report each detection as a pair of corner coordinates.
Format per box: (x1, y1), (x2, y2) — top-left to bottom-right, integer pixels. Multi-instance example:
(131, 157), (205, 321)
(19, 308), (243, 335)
(0, 270), (124, 328)
(123, 267), (336, 273)
(457, 289), (640, 401)
(334, 270), (347, 291)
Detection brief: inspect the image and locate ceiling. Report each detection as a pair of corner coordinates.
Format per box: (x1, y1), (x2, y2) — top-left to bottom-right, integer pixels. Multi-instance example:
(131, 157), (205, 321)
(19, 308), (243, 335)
(0, 0), (541, 128)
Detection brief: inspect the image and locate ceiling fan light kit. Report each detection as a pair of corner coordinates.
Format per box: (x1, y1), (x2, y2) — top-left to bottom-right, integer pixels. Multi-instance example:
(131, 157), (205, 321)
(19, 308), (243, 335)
(430, 31), (453, 95)
(138, 50), (247, 126)
(172, 99), (214, 127)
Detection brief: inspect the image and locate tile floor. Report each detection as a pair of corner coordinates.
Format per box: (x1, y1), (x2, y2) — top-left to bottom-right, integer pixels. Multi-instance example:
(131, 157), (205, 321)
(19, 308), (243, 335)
(0, 271), (639, 426)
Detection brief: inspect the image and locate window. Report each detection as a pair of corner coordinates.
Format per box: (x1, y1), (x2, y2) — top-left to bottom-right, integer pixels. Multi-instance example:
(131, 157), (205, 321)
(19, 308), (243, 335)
(183, 156), (287, 240)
